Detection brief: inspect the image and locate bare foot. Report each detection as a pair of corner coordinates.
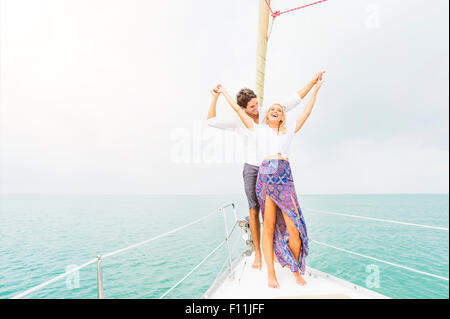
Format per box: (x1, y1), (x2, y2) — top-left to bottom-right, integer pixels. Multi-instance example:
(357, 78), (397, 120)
(293, 271), (307, 286)
(252, 252), (262, 270)
(268, 274), (280, 288)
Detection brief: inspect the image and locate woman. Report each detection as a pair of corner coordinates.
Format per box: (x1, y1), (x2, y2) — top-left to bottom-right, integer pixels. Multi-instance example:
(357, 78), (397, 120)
(217, 78), (324, 288)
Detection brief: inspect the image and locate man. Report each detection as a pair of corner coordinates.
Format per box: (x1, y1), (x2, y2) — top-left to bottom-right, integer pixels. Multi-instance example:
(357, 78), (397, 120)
(206, 71), (325, 270)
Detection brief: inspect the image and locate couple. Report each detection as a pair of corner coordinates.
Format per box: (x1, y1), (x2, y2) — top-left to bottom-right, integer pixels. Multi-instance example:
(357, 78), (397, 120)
(206, 71), (325, 288)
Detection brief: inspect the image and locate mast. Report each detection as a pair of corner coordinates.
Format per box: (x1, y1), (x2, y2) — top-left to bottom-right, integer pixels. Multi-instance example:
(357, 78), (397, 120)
(256, 0), (271, 107)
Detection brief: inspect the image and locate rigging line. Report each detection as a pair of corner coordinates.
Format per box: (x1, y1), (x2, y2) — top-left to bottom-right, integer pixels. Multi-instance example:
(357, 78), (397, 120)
(11, 203), (236, 299)
(11, 209), (219, 299)
(264, 0), (275, 16)
(311, 240), (449, 281)
(102, 209), (219, 259)
(303, 208), (449, 231)
(264, 0), (329, 18)
(267, 14), (276, 39)
(211, 225), (247, 285)
(159, 240), (226, 299)
(213, 251), (232, 284)
(265, 0), (278, 40)
(11, 258), (98, 299)
(279, 0), (329, 16)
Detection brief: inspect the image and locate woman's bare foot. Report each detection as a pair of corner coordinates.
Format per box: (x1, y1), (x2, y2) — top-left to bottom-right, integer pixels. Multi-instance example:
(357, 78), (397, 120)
(252, 252), (262, 270)
(267, 274), (280, 288)
(293, 271), (307, 286)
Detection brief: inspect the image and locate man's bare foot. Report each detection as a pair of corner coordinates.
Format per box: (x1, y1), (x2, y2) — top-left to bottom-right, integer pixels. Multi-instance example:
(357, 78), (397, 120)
(268, 275), (280, 289)
(293, 271), (307, 286)
(252, 252), (262, 270)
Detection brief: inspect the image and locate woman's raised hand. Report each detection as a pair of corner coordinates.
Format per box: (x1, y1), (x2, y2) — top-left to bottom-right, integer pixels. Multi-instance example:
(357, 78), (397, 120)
(315, 78), (325, 90)
(313, 71), (326, 84)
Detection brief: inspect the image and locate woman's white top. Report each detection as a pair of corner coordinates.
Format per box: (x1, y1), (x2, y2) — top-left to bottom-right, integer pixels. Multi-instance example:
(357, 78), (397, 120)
(253, 122), (296, 163)
(207, 93), (301, 166)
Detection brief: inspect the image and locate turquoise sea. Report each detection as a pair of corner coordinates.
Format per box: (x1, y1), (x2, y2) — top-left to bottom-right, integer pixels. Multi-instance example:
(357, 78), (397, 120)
(0, 194), (448, 299)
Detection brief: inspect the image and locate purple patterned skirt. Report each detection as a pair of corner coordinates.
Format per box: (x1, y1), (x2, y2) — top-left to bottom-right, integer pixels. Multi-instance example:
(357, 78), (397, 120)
(255, 159), (309, 274)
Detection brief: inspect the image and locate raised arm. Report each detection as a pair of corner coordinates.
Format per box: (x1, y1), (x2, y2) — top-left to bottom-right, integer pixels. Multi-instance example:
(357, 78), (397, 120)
(269, 71), (326, 118)
(206, 86), (220, 120)
(294, 79), (324, 134)
(206, 85), (238, 130)
(296, 71), (325, 100)
(217, 86), (254, 131)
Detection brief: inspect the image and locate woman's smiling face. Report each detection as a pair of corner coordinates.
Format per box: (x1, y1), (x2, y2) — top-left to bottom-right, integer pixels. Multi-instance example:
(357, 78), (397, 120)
(267, 104), (284, 123)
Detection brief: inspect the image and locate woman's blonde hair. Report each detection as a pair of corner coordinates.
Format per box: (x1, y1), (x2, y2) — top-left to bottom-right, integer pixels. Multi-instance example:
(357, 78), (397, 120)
(265, 103), (287, 134)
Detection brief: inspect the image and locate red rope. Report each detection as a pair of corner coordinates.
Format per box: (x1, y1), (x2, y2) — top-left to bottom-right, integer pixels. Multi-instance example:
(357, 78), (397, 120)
(265, 0), (328, 18)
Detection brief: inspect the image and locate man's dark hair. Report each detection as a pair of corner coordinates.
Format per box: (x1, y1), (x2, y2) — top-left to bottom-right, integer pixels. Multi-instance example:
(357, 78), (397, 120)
(236, 88), (257, 108)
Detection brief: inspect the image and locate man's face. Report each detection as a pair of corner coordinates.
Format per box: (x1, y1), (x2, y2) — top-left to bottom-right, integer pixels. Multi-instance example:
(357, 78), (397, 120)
(245, 98), (259, 117)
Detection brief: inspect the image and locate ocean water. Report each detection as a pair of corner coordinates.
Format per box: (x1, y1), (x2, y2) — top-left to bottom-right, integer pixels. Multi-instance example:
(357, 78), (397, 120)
(0, 194), (448, 299)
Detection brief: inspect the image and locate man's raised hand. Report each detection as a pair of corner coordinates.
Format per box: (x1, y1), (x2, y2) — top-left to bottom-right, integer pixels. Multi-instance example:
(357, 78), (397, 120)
(211, 84), (221, 97)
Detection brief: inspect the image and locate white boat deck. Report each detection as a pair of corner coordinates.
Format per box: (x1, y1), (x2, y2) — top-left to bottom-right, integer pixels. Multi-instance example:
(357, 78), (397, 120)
(204, 252), (389, 299)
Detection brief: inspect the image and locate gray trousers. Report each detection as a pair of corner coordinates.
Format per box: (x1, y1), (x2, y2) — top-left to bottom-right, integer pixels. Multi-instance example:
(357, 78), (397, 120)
(242, 163), (260, 211)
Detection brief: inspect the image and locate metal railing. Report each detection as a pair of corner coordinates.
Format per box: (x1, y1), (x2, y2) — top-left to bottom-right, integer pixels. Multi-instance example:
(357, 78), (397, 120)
(157, 203), (252, 299)
(302, 208), (449, 231)
(11, 202), (246, 299)
(309, 240), (449, 281)
(302, 207), (449, 282)
(10, 203), (449, 299)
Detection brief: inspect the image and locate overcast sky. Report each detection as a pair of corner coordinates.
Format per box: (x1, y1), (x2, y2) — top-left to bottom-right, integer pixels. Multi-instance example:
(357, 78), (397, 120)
(0, 0), (448, 194)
